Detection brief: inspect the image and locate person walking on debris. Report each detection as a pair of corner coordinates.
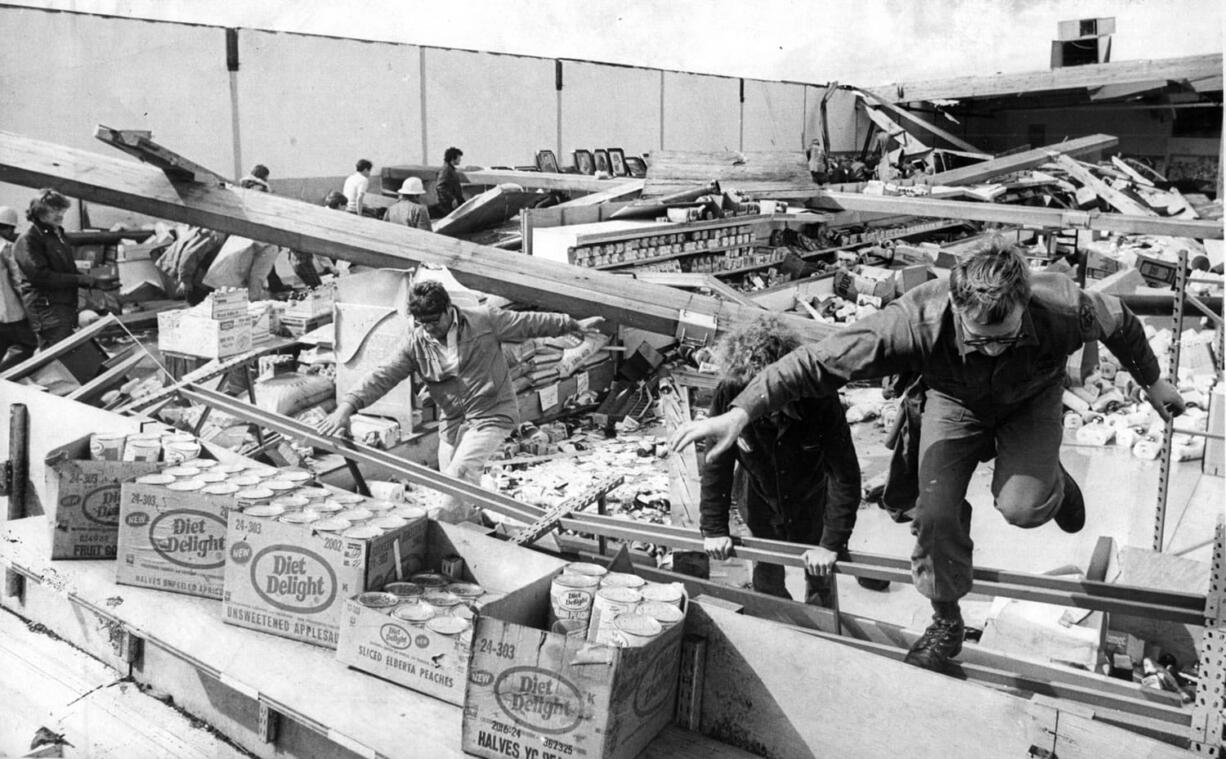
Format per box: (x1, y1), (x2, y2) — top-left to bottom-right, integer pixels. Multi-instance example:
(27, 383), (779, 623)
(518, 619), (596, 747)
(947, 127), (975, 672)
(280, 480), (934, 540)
(435, 147), (466, 215)
(670, 240), (1183, 673)
(386, 177), (433, 232)
(700, 314), (888, 607)
(316, 280), (603, 523)
(13, 189), (117, 348)
(343, 158), (373, 216)
(0, 206), (38, 370)
(238, 163), (270, 191)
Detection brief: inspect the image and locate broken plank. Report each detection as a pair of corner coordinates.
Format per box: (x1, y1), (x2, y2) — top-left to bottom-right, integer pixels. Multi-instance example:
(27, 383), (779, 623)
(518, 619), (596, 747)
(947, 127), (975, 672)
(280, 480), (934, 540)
(922, 134), (1119, 187)
(94, 125), (229, 186)
(552, 178), (645, 207)
(859, 90), (985, 153)
(0, 129), (837, 343)
(463, 168), (626, 194)
(1050, 154), (1155, 216)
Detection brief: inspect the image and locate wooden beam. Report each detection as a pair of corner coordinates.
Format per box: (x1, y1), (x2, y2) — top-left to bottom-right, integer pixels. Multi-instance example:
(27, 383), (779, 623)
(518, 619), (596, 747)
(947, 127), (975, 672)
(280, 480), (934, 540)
(552, 178), (645, 207)
(0, 130), (837, 342)
(924, 134), (1119, 186)
(94, 125), (229, 185)
(812, 191), (1224, 239)
(1050, 154), (1154, 216)
(66, 350), (149, 403)
(867, 53), (1223, 103)
(857, 95), (930, 153)
(463, 168), (634, 194)
(0, 313), (119, 381)
(854, 88), (984, 154)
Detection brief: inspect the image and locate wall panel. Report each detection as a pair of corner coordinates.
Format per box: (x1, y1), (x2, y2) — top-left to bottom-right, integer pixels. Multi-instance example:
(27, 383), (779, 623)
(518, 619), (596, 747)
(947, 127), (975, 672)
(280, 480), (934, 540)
(662, 72), (739, 151)
(559, 61), (660, 168)
(423, 48), (555, 168)
(238, 31), (421, 182)
(743, 80), (806, 151)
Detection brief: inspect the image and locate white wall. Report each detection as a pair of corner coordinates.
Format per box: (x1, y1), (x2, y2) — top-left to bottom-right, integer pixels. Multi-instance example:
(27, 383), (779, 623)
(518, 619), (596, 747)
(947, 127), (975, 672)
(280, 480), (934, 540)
(662, 72), (740, 151)
(560, 61), (662, 161)
(743, 80), (806, 151)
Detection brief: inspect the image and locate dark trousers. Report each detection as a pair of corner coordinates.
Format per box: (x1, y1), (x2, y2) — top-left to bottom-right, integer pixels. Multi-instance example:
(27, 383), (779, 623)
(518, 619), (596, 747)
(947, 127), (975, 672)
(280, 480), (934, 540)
(748, 516), (835, 607)
(24, 301), (77, 349)
(0, 318), (38, 371)
(911, 383), (1066, 601)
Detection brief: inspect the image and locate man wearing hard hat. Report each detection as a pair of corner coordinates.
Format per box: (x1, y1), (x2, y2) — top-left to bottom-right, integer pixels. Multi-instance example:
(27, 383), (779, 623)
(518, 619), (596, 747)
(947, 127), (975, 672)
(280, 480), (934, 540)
(385, 177), (433, 232)
(0, 206), (38, 370)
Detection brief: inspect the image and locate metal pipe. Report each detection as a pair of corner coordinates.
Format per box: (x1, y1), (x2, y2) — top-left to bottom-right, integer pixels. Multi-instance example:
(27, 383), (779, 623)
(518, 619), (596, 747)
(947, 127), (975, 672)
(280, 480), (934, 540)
(6, 403), (29, 599)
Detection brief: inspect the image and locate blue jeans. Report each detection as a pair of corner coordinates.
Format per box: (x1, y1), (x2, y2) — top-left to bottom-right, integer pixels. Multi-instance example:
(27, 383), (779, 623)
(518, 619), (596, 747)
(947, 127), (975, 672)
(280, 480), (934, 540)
(911, 383), (1067, 601)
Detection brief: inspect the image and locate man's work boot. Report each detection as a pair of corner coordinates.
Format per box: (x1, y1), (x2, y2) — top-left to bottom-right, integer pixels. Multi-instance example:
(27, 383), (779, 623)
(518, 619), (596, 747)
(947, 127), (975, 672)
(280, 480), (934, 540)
(857, 577), (891, 591)
(1054, 465), (1086, 534)
(903, 614), (965, 672)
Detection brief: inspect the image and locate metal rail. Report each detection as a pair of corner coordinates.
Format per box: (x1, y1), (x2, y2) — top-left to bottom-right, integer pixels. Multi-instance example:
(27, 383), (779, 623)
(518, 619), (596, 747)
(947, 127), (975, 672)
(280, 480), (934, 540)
(178, 385), (1207, 625)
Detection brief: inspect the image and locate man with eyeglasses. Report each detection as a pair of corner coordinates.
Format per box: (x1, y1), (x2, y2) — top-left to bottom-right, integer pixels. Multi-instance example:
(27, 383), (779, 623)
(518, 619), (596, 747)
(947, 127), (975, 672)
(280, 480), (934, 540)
(317, 280), (602, 523)
(670, 241), (1183, 673)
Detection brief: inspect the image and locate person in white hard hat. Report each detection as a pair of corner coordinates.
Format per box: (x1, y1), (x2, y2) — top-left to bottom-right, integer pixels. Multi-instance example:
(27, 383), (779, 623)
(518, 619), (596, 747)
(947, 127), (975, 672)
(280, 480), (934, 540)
(0, 205), (38, 370)
(385, 177), (432, 232)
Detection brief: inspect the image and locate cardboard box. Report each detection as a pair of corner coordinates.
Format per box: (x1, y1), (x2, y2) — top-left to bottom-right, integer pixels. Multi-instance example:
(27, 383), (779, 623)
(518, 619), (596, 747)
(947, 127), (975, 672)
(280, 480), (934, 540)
(158, 310), (253, 359)
(44, 437), (161, 560)
(223, 511), (428, 648)
(200, 288), (250, 320)
(462, 567), (686, 759)
(283, 287), (334, 319)
(349, 414), (402, 449)
(335, 269), (415, 433)
(336, 521), (567, 704)
(117, 480), (234, 599)
(833, 266), (895, 304)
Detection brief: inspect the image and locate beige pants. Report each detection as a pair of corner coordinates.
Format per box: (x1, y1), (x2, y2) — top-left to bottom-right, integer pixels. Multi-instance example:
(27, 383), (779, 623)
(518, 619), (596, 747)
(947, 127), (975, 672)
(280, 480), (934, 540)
(435, 421), (512, 523)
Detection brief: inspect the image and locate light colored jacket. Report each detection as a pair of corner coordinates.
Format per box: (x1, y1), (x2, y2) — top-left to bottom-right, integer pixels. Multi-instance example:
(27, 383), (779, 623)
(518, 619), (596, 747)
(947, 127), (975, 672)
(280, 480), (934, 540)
(1, 241), (28, 323)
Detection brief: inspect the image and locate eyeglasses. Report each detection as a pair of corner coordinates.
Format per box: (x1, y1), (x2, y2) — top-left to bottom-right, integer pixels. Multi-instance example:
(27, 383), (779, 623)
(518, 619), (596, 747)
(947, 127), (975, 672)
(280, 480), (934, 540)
(961, 333), (1025, 349)
(416, 312), (446, 326)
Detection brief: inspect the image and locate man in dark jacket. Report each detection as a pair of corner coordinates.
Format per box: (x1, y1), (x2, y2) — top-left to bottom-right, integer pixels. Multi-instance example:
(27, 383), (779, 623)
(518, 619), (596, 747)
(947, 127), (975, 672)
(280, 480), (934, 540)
(672, 241), (1184, 672)
(435, 147), (466, 215)
(700, 314), (880, 607)
(13, 189), (115, 348)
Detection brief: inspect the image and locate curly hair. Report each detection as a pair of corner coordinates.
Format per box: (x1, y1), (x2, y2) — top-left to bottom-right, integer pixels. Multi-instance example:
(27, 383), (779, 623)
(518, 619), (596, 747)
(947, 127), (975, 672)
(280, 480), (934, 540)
(408, 280), (451, 318)
(26, 188), (71, 224)
(444, 147), (463, 164)
(949, 238), (1032, 324)
(715, 314), (802, 387)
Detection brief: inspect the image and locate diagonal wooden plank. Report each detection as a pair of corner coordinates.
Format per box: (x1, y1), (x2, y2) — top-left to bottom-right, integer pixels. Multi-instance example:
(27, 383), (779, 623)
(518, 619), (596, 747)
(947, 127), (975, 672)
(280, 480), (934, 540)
(94, 125), (230, 186)
(854, 88), (984, 154)
(0, 129), (836, 342)
(923, 134), (1119, 186)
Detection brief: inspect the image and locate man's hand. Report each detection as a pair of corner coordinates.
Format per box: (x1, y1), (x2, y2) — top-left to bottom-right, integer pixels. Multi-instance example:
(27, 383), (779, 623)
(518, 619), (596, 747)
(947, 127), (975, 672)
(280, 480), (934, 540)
(704, 536), (734, 561)
(669, 408), (749, 460)
(576, 316), (605, 332)
(316, 403), (355, 437)
(802, 546), (839, 577)
(1145, 378), (1185, 421)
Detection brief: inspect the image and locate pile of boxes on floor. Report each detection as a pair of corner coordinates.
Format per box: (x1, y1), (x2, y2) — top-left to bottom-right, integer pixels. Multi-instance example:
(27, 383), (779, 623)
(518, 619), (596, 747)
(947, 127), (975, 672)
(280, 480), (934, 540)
(48, 426), (690, 759)
(504, 331), (612, 395)
(157, 286), (336, 359)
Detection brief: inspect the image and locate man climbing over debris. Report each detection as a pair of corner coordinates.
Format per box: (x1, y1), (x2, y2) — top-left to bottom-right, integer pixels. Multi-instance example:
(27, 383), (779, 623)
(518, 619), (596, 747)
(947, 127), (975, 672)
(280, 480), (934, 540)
(317, 279), (603, 523)
(671, 240), (1183, 673)
(700, 314), (888, 607)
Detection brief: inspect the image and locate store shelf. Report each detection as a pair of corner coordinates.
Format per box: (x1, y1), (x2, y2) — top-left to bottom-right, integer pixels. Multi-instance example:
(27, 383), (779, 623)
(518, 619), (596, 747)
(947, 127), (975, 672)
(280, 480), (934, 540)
(594, 241), (752, 270)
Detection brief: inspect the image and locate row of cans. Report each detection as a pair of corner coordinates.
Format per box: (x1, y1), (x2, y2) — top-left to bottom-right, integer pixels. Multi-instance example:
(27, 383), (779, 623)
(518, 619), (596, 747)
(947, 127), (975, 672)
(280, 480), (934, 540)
(91, 430), (204, 463)
(353, 574), (499, 637)
(549, 562), (685, 648)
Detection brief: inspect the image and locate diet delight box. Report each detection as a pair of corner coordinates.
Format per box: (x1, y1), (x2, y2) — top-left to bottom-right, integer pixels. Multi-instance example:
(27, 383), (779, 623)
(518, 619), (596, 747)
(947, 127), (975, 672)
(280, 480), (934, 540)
(336, 521), (567, 704)
(116, 480), (233, 599)
(44, 437), (160, 559)
(223, 511), (428, 649)
(462, 567), (686, 759)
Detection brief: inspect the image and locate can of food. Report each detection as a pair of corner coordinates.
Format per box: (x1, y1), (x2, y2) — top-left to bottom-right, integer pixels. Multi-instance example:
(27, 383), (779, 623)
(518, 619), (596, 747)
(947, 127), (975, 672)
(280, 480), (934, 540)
(296, 486), (331, 500)
(180, 458), (218, 470)
(636, 601), (685, 631)
(452, 603), (476, 622)
(364, 500), (396, 515)
(357, 591), (401, 609)
(564, 562), (608, 579)
(409, 572), (451, 589)
(122, 436), (162, 462)
(279, 470), (313, 484)
(549, 572), (600, 627)
(214, 463), (248, 475)
(312, 518), (352, 533)
(244, 504), (285, 519)
(448, 582), (484, 601)
(202, 482), (240, 496)
(441, 554), (466, 579)
(241, 467), (278, 480)
(279, 511), (319, 525)
(551, 618), (587, 639)
(312, 500), (345, 515)
(383, 582), (424, 600)
(229, 474), (264, 488)
(162, 466), (201, 479)
(342, 525), (384, 540)
(423, 589), (462, 613)
(600, 572), (646, 590)
(391, 603), (436, 625)
(391, 506), (428, 520)
(426, 616), (470, 636)
(610, 614), (662, 647)
(196, 470), (229, 483)
(369, 515), (407, 531)
(89, 432), (127, 461)
(166, 478), (205, 492)
(163, 440), (202, 464)
(330, 492), (365, 505)
(271, 495), (310, 511)
(135, 473), (176, 486)
(263, 479), (297, 493)
(336, 507), (373, 524)
(236, 488), (274, 510)
(639, 582), (685, 608)
(589, 587), (643, 644)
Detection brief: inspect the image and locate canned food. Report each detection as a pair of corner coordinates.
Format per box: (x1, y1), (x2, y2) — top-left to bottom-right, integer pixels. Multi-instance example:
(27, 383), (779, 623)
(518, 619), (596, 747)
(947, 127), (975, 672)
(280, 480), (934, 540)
(426, 616), (470, 635)
(639, 582), (685, 608)
(391, 603), (436, 624)
(271, 495), (310, 511)
(166, 478), (205, 492)
(368, 515), (407, 530)
(162, 466), (201, 479)
(279, 470), (312, 483)
(337, 507), (373, 523)
(448, 582), (484, 600)
(600, 572), (646, 589)
(423, 589), (461, 610)
(342, 525), (384, 540)
(610, 614), (662, 647)
(89, 432), (127, 461)
(296, 487), (332, 500)
(358, 591), (401, 609)
(589, 587), (643, 644)
(229, 475), (263, 487)
(214, 463), (248, 475)
(391, 506), (428, 520)
(264, 479), (297, 492)
(564, 562), (608, 579)
(330, 492), (365, 505)
(549, 572), (600, 626)
(242, 468), (279, 480)
(551, 618), (587, 639)
(196, 470), (229, 483)
(452, 604), (476, 621)
(312, 500), (345, 514)
(163, 441), (202, 464)
(364, 500), (396, 514)
(135, 473), (176, 486)
(636, 601), (685, 630)
(202, 482), (240, 496)
(244, 504), (285, 519)
(122, 437), (162, 462)
(279, 511), (319, 525)
(383, 582), (424, 599)
(235, 488), (274, 508)
(180, 458), (218, 470)
(312, 518), (352, 533)
(409, 572), (451, 589)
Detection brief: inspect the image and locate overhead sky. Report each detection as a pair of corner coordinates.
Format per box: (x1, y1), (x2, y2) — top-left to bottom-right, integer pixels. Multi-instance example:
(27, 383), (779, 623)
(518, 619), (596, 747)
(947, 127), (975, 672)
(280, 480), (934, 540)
(6, 0), (1224, 85)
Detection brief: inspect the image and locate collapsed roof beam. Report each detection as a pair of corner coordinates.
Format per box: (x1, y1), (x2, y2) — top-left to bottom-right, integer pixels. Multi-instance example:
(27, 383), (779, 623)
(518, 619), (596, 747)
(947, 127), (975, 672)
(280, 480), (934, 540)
(0, 128), (835, 341)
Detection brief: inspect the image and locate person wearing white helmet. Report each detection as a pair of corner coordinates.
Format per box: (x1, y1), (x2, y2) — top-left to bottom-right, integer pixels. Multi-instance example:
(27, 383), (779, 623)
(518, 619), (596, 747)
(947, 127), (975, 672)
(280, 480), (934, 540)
(0, 205), (38, 370)
(385, 176), (432, 231)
